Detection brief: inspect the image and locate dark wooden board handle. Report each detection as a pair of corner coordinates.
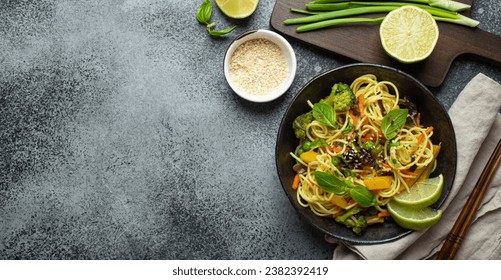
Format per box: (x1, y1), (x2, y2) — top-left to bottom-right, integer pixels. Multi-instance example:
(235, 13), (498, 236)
(457, 28), (501, 67)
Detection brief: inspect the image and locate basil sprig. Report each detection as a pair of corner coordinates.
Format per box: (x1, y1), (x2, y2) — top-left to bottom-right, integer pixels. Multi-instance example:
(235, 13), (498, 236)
(196, 0), (235, 37)
(206, 23), (236, 37)
(196, 0), (212, 25)
(314, 171), (348, 195)
(312, 103), (337, 128)
(314, 171), (376, 207)
(349, 186), (377, 208)
(381, 109), (408, 140)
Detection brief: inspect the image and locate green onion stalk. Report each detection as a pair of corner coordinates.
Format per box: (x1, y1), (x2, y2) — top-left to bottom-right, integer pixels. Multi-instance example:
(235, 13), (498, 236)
(296, 16), (385, 33)
(309, 0), (471, 12)
(284, 1), (479, 33)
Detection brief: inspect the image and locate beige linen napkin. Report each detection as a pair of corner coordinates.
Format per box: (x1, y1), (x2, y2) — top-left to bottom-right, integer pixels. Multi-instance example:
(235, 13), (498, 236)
(327, 73), (501, 260)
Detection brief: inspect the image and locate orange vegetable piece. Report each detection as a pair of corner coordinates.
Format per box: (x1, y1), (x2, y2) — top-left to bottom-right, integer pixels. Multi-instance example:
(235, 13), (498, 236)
(378, 211), (391, 218)
(328, 145), (342, 153)
(331, 195), (348, 209)
(363, 176), (393, 190)
(349, 110), (358, 126)
(292, 174), (300, 190)
(358, 95), (365, 118)
(300, 150), (318, 163)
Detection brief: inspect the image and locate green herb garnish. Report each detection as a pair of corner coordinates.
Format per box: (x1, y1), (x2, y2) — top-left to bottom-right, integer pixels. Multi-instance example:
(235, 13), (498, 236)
(381, 109), (408, 140)
(206, 22), (236, 37)
(196, 0), (235, 37)
(313, 103), (337, 128)
(314, 171), (376, 207)
(196, 0), (212, 25)
(349, 186), (377, 208)
(314, 171), (348, 195)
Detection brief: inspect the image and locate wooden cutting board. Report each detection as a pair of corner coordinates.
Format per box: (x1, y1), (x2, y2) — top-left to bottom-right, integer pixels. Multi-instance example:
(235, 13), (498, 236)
(270, 0), (501, 87)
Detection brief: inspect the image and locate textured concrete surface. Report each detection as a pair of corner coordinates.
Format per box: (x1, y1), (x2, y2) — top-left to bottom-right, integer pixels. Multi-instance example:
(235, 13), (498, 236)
(0, 0), (500, 260)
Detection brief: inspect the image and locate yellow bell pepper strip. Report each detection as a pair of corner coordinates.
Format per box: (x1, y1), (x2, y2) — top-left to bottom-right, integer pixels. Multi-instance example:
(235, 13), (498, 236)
(300, 150), (319, 163)
(331, 195), (348, 209)
(363, 176), (393, 190)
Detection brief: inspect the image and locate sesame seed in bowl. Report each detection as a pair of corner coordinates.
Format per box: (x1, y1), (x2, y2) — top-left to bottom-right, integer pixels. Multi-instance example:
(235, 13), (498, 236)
(224, 29), (297, 103)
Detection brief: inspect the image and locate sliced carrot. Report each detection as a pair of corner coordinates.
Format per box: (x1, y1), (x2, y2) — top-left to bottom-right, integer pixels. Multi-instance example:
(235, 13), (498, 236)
(358, 95), (365, 118)
(378, 211), (391, 218)
(360, 131), (376, 143)
(328, 145), (343, 153)
(381, 162), (392, 170)
(417, 126), (434, 147)
(292, 174), (300, 190)
(349, 110), (358, 126)
(417, 134), (425, 146)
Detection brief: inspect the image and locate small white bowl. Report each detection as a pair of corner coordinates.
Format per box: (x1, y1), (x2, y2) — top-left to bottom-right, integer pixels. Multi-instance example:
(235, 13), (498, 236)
(224, 29), (297, 103)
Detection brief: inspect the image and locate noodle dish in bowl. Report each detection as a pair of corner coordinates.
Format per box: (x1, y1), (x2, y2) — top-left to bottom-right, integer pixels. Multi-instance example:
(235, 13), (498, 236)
(275, 63), (457, 244)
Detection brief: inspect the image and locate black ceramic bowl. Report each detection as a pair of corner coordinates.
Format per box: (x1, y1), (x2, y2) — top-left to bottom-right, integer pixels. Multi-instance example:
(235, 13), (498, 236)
(275, 63), (457, 244)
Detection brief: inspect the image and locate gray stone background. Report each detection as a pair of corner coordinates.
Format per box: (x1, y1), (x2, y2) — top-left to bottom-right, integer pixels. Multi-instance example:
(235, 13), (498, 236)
(1, 0), (500, 259)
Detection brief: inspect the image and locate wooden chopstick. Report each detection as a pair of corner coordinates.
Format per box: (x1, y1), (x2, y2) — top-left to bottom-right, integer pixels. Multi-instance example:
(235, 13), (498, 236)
(436, 137), (501, 260)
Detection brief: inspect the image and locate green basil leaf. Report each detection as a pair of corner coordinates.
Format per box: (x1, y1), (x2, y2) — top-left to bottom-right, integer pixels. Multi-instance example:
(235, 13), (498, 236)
(196, 0), (212, 25)
(314, 171), (348, 195)
(207, 23), (236, 37)
(349, 186), (376, 207)
(381, 109), (408, 140)
(312, 103), (337, 128)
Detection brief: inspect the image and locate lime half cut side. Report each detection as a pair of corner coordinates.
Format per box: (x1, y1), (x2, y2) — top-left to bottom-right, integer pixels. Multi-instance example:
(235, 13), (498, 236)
(393, 174), (444, 208)
(215, 0), (259, 19)
(388, 200), (442, 231)
(380, 5), (439, 63)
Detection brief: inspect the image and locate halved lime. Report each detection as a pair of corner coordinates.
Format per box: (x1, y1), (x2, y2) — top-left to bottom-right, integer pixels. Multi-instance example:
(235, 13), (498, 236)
(215, 0), (259, 19)
(394, 174), (443, 208)
(388, 200), (442, 231)
(380, 5), (439, 63)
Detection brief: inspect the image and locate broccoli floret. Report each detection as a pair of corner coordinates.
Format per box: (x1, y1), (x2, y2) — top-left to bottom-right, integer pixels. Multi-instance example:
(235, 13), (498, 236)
(335, 207), (368, 235)
(292, 112), (313, 139)
(335, 207), (360, 223)
(324, 82), (355, 112)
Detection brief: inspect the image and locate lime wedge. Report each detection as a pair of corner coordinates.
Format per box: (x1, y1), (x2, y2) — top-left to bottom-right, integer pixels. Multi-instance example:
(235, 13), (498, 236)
(215, 0), (259, 19)
(379, 5), (439, 63)
(388, 200), (442, 231)
(393, 174), (444, 208)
